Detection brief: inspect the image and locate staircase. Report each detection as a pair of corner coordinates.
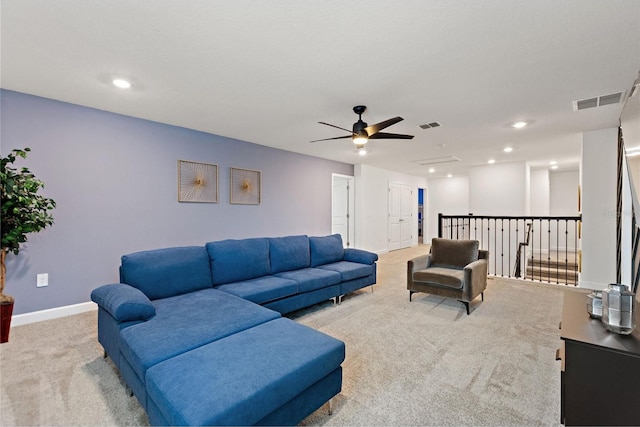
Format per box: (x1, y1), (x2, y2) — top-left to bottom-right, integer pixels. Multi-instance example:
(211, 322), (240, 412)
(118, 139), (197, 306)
(525, 250), (578, 285)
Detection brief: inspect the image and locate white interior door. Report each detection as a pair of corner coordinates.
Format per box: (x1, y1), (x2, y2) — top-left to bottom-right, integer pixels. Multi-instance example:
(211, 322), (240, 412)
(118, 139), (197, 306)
(400, 184), (412, 247)
(388, 182), (412, 251)
(388, 183), (402, 250)
(332, 174), (355, 247)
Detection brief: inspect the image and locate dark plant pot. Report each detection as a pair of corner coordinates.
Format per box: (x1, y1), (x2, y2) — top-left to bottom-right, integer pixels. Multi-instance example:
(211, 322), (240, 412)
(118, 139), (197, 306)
(1, 301), (14, 343)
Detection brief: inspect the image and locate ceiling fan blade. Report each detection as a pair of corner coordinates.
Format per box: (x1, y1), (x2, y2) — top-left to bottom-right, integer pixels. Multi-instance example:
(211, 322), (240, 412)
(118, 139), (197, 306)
(365, 116), (403, 135)
(369, 132), (414, 140)
(310, 135), (352, 143)
(319, 121), (356, 135)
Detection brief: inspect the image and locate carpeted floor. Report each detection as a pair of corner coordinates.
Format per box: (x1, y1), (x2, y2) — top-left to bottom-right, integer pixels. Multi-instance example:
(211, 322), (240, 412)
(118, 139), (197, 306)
(0, 245), (568, 426)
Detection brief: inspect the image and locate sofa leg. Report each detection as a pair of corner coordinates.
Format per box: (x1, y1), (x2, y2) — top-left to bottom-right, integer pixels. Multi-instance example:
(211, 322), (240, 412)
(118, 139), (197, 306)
(337, 295), (343, 305)
(409, 291), (414, 302)
(481, 292), (484, 301)
(328, 398), (333, 415)
(103, 349), (107, 359)
(371, 285), (374, 293)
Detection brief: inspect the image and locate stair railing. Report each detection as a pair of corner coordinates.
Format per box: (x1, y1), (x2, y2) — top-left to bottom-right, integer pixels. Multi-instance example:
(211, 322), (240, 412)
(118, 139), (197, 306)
(514, 222), (532, 278)
(438, 213), (582, 286)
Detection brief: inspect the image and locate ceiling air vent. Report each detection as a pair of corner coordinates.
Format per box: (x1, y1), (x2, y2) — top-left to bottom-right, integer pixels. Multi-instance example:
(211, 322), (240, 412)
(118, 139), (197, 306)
(573, 91), (626, 111)
(414, 156), (461, 166)
(419, 122), (441, 129)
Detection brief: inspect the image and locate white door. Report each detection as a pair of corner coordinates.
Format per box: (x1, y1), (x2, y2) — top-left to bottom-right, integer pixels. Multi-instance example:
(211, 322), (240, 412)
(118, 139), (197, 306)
(332, 174), (354, 247)
(400, 184), (413, 247)
(388, 182), (412, 251)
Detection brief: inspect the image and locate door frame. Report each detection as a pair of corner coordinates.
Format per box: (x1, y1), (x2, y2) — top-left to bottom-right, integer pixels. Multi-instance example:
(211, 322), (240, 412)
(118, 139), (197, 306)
(331, 173), (355, 247)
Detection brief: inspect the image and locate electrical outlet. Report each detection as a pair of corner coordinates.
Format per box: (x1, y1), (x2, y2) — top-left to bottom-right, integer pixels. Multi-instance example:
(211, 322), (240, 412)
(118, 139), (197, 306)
(36, 273), (48, 287)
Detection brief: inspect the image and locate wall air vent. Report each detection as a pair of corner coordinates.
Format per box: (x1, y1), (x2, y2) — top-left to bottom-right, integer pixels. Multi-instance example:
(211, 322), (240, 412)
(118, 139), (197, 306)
(414, 156), (461, 166)
(419, 122), (441, 129)
(573, 91), (626, 111)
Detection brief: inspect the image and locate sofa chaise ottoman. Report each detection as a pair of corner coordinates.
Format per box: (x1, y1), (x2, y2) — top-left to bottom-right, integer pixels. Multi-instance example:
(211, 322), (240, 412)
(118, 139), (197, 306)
(145, 318), (345, 426)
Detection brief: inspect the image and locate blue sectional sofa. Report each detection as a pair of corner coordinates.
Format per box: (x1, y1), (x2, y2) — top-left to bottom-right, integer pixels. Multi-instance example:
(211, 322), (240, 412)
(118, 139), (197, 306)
(91, 234), (378, 426)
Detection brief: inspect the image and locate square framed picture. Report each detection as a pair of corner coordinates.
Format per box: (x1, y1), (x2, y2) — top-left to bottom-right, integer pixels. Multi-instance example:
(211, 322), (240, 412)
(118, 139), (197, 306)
(178, 160), (218, 203)
(230, 167), (261, 205)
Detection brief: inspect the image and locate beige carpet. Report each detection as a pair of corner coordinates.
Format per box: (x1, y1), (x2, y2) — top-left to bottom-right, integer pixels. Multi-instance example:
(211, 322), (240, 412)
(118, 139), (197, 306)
(0, 245), (566, 426)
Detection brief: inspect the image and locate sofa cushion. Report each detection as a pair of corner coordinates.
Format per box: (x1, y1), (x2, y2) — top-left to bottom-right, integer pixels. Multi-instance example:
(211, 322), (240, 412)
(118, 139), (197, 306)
(430, 238), (479, 270)
(413, 267), (465, 289)
(145, 318), (345, 426)
(120, 288), (280, 382)
(206, 238), (271, 285)
(216, 276), (298, 304)
(309, 234), (344, 267)
(318, 261), (374, 282)
(275, 268), (341, 293)
(120, 246), (212, 300)
(91, 284), (156, 322)
(269, 235), (310, 273)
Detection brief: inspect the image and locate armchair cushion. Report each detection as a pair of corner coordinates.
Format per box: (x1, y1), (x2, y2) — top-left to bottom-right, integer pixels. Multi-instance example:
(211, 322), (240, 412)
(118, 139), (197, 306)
(412, 267), (465, 289)
(430, 238), (479, 269)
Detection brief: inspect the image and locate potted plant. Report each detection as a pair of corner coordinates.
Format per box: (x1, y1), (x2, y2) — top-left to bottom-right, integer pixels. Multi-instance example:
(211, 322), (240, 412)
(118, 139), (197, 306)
(1, 148), (56, 343)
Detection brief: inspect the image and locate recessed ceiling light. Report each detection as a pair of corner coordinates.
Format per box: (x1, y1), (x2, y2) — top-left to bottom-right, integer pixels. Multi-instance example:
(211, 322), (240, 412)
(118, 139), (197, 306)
(112, 79), (131, 89)
(428, 168), (435, 173)
(551, 165), (559, 170)
(549, 160), (557, 165)
(503, 147), (513, 153)
(447, 174), (453, 178)
(358, 148), (367, 156)
(488, 159), (495, 164)
(511, 121), (528, 129)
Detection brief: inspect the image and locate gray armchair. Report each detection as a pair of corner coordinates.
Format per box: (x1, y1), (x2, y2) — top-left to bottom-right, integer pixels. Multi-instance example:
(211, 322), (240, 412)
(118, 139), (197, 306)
(407, 238), (488, 314)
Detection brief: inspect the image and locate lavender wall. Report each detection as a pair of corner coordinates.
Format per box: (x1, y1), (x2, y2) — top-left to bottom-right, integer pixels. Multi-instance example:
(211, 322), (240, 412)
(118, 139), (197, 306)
(1, 90), (353, 314)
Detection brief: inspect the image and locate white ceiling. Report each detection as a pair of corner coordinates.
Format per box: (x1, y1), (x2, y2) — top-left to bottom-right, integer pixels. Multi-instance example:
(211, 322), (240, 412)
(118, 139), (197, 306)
(2, 0), (639, 178)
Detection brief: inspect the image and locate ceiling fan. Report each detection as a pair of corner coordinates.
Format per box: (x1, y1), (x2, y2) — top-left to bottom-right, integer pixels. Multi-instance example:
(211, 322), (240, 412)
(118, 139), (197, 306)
(311, 105), (414, 148)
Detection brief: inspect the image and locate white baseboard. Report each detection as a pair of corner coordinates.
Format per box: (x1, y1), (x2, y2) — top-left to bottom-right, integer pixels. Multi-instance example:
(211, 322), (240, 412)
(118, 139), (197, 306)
(11, 301), (97, 327)
(577, 280), (607, 291)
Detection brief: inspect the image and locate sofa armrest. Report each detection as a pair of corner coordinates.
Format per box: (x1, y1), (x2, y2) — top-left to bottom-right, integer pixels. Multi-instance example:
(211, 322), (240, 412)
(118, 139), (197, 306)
(343, 248), (378, 265)
(91, 284), (156, 322)
(408, 254), (431, 272)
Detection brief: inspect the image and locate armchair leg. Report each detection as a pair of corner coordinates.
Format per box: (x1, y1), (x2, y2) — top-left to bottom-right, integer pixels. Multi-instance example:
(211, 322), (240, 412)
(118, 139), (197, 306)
(481, 292), (484, 301)
(409, 291), (414, 302)
(458, 300), (470, 315)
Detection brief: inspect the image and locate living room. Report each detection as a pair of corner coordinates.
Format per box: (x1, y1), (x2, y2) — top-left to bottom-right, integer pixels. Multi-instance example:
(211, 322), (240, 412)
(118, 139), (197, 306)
(1, 1), (640, 426)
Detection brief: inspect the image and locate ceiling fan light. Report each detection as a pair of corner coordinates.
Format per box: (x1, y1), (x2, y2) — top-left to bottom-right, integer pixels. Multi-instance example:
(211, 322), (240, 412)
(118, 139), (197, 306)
(353, 134), (368, 145)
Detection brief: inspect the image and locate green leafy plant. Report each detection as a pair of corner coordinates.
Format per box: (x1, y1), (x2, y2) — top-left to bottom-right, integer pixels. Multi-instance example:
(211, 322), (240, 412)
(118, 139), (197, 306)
(1, 148), (56, 303)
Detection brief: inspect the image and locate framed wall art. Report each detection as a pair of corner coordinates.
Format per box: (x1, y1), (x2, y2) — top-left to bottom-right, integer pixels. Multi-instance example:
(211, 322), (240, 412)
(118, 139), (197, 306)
(230, 167), (261, 205)
(178, 160), (218, 203)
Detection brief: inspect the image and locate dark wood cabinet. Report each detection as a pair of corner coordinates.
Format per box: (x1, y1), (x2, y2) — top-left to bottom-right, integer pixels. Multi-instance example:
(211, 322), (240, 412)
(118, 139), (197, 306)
(559, 290), (640, 426)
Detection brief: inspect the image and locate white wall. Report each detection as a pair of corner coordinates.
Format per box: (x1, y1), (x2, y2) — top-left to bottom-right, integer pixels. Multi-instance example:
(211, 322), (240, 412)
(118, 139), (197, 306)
(530, 169), (550, 216)
(424, 176), (469, 241)
(550, 170), (579, 216)
(469, 161), (528, 215)
(354, 164), (428, 253)
(580, 127), (618, 290)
